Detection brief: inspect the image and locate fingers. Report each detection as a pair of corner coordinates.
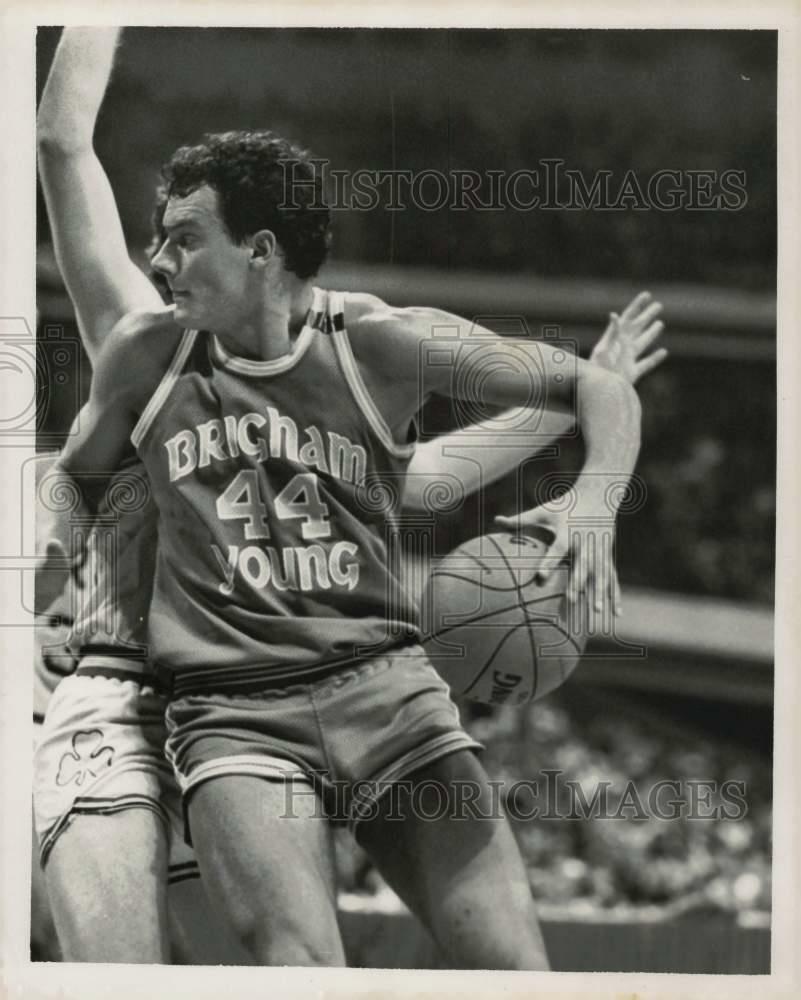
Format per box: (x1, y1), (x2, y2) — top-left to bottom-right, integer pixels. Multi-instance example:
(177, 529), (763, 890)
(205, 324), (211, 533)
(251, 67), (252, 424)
(618, 295), (664, 344)
(619, 291), (653, 323)
(589, 314), (618, 364)
(604, 530), (622, 618)
(493, 514), (565, 582)
(567, 528), (586, 605)
(634, 319), (665, 353)
(493, 513), (520, 532)
(631, 300), (663, 331)
(537, 531), (568, 584)
(566, 528), (621, 621)
(494, 515), (622, 621)
(598, 311), (619, 348)
(633, 346), (669, 382)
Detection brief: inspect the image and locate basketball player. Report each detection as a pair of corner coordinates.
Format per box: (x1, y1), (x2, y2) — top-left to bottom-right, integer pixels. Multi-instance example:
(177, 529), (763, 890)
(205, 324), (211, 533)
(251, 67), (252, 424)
(34, 28), (249, 963)
(37, 29), (664, 965)
(51, 107), (645, 968)
(31, 451), (79, 960)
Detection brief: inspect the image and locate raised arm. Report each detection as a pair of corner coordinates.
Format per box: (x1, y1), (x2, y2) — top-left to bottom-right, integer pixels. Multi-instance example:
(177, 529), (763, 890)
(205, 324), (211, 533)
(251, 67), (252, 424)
(37, 27), (162, 365)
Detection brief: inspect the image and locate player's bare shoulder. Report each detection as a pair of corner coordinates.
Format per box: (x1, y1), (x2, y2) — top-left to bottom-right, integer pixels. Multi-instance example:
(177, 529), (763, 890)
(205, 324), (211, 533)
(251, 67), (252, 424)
(342, 292), (435, 381)
(95, 305), (183, 409)
(110, 304), (181, 362)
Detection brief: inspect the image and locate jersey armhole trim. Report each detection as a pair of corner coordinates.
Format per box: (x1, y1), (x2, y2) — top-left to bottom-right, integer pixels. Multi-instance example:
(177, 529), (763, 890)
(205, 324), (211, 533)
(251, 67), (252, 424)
(131, 329), (198, 450)
(329, 292), (416, 460)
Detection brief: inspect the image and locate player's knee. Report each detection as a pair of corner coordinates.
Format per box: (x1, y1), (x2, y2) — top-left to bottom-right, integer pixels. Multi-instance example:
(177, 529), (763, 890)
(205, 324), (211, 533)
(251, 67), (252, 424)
(262, 932), (345, 967)
(435, 906), (549, 971)
(230, 906), (344, 966)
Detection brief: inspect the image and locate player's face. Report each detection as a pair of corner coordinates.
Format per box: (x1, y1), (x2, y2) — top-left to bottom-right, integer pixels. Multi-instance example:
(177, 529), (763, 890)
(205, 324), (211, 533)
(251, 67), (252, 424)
(150, 185), (252, 334)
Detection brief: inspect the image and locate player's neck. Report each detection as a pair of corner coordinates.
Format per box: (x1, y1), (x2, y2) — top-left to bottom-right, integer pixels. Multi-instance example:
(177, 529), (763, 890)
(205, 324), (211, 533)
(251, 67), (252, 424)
(216, 277), (315, 362)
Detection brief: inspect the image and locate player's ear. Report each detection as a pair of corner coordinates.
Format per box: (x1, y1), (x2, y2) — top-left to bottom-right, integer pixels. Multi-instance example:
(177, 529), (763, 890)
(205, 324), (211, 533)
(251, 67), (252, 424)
(248, 230), (277, 265)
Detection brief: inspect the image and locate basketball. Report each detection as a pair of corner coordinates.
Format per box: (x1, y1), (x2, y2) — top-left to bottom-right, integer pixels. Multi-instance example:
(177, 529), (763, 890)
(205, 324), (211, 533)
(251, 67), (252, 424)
(420, 531), (589, 707)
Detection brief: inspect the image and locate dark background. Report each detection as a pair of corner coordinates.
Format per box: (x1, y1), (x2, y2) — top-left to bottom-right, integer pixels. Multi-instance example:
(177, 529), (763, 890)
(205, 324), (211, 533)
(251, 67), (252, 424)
(36, 28), (776, 289)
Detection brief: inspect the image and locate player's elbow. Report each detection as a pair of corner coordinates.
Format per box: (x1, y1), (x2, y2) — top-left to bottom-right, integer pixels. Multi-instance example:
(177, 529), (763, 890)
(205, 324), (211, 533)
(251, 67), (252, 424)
(586, 365), (642, 437)
(402, 449), (436, 511)
(37, 120), (92, 158)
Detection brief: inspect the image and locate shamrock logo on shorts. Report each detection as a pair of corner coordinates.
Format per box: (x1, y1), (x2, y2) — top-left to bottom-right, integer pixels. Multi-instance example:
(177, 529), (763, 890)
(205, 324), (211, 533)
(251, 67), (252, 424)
(56, 729), (114, 787)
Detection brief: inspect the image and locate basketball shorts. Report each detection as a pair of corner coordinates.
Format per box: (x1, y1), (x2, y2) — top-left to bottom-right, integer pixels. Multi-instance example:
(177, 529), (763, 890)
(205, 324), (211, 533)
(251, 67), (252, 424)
(165, 645), (484, 840)
(34, 668), (196, 883)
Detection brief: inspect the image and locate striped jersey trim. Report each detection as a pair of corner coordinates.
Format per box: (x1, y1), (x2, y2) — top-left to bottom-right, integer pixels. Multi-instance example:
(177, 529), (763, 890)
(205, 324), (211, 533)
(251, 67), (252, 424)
(131, 329), (198, 449)
(329, 291), (417, 460)
(209, 286), (323, 377)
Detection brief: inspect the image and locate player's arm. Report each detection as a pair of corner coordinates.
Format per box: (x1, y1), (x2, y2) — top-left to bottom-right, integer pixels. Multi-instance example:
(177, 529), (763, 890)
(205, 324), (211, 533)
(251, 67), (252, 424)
(55, 313), (162, 514)
(353, 299), (641, 617)
(36, 306), (172, 604)
(403, 291), (666, 506)
(37, 27), (163, 365)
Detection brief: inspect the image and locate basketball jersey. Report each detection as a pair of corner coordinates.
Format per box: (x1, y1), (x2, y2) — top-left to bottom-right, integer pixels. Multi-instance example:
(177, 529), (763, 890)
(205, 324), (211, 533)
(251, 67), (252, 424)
(34, 453), (78, 717)
(67, 456), (159, 680)
(34, 601), (75, 722)
(132, 287), (420, 697)
(34, 451), (159, 716)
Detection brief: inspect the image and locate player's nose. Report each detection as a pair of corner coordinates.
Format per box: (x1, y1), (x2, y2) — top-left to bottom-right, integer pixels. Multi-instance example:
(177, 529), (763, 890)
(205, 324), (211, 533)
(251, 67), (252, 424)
(151, 240), (177, 278)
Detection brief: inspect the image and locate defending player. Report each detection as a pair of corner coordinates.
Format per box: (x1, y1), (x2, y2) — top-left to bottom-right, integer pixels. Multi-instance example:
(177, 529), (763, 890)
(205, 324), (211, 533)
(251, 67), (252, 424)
(34, 29), (249, 963)
(36, 29), (664, 965)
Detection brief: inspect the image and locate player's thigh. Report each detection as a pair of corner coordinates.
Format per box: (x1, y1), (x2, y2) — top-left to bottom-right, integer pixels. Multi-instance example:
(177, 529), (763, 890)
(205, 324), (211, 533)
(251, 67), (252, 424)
(187, 775), (344, 966)
(357, 749), (549, 970)
(33, 674), (173, 962)
(158, 767), (253, 966)
(46, 809), (169, 963)
(30, 809), (59, 961)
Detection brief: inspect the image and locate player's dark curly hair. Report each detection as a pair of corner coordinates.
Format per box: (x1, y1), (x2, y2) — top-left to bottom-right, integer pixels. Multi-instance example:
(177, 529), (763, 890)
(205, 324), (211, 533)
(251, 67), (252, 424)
(155, 130), (331, 279)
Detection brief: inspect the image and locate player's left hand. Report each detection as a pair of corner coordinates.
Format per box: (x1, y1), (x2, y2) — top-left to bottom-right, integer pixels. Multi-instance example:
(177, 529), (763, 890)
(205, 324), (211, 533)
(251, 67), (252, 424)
(494, 487), (621, 618)
(590, 291), (667, 385)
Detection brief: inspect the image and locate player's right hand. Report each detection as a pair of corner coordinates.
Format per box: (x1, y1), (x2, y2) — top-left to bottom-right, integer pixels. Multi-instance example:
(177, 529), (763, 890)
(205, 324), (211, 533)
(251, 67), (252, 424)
(495, 486), (622, 619)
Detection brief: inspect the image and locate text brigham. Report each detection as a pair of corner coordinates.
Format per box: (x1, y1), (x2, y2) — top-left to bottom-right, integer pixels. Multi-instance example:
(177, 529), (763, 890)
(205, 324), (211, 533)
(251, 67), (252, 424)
(165, 406), (367, 485)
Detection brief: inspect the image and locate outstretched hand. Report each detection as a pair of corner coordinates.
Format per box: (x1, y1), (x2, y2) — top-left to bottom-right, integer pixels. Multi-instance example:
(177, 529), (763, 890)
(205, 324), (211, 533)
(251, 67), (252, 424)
(590, 291), (667, 385)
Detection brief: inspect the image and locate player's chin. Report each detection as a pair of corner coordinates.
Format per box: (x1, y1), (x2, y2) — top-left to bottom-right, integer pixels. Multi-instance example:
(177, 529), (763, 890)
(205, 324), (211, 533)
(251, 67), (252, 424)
(171, 294), (193, 322)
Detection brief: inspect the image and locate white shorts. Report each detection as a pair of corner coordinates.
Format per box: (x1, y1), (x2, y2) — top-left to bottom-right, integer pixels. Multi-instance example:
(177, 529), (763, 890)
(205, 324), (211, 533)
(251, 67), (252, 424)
(33, 670), (197, 883)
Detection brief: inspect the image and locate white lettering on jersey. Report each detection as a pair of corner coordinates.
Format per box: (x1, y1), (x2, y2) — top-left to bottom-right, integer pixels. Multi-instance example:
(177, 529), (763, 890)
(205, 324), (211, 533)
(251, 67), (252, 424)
(215, 541), (361, 595)
(164, 408), (367, 487)
(212, 543), (238, 597)
(267, 406), (299, 462)
(166, 430), (197, 480)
